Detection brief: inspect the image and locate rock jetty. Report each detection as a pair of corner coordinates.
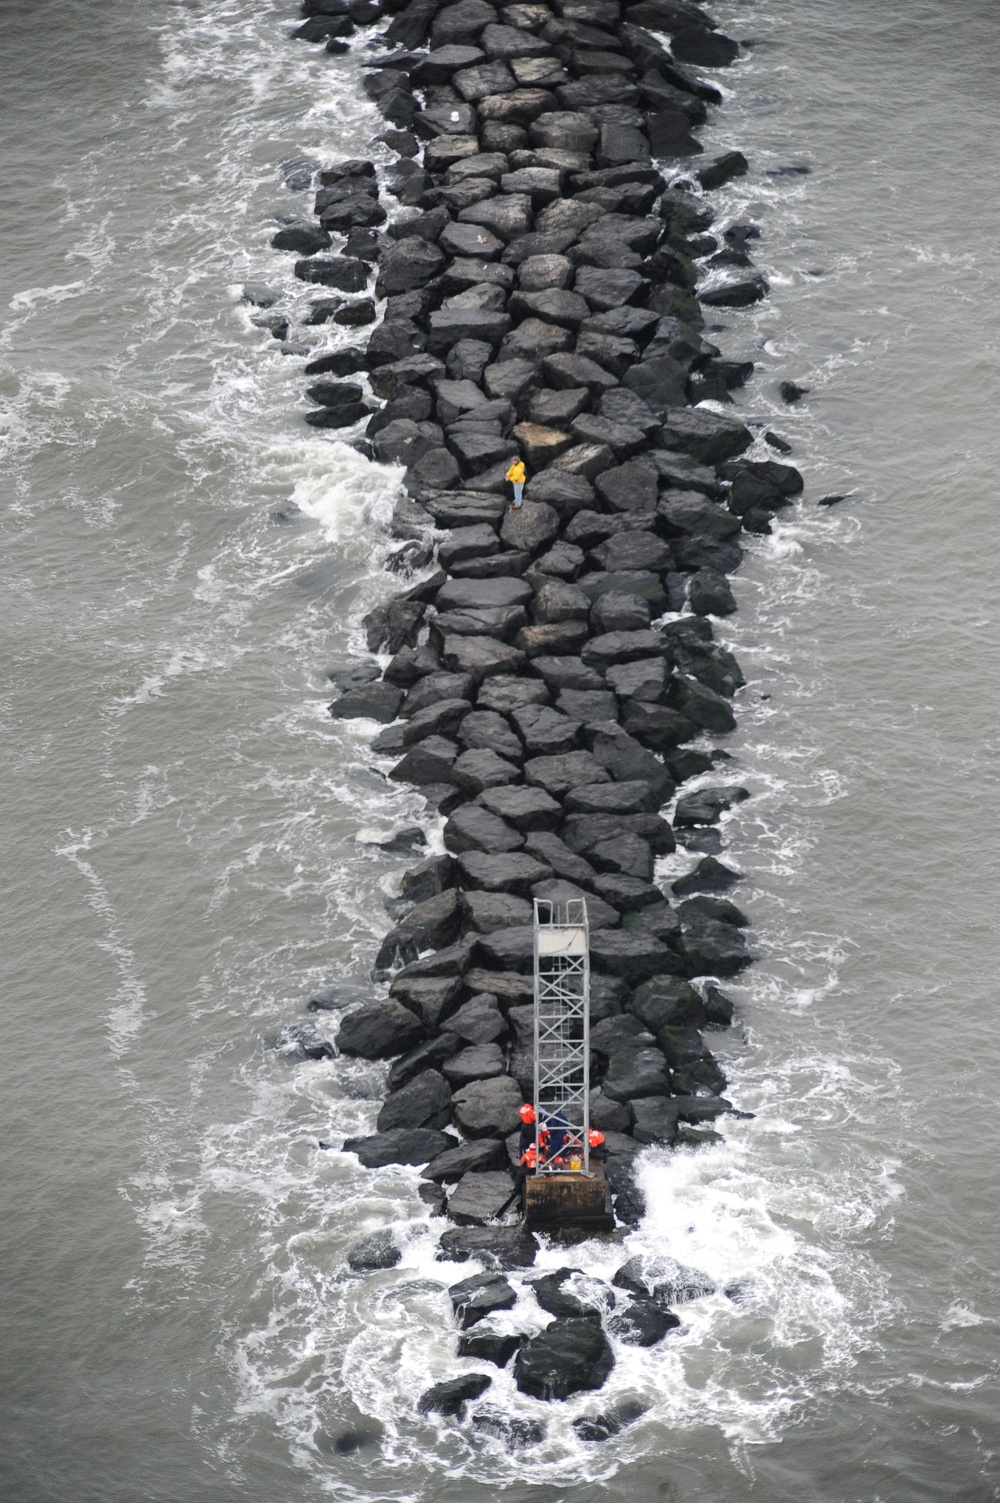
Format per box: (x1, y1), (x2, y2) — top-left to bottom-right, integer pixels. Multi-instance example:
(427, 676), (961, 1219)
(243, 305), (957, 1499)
(262, 0), (806, 1421)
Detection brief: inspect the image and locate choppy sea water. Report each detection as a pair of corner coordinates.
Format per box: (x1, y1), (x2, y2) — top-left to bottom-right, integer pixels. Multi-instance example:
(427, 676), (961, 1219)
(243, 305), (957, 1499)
(3, 1), (1000, 1499)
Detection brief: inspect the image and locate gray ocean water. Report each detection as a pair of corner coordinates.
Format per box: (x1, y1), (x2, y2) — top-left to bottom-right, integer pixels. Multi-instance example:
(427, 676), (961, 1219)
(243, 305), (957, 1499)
(2, 1), (1000, 1499)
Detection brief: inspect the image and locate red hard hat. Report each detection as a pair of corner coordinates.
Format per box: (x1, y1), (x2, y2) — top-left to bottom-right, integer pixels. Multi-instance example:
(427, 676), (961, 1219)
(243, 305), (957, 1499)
(588, 1129), (605, 1146)
(519, 1103), (536, 1124)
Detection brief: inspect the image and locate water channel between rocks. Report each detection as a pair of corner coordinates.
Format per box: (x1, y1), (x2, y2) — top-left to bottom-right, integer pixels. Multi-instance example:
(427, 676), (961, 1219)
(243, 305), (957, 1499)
(2, 1), (1000, 1500)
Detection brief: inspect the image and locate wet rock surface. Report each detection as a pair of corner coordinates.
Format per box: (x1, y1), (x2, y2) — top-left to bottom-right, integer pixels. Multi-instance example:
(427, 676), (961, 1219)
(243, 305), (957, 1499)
(514, 1317), (616, 1399)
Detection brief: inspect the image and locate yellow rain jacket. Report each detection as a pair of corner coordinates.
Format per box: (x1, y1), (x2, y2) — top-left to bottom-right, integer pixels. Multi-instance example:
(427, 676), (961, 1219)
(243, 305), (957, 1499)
(505, 459), (526, 484)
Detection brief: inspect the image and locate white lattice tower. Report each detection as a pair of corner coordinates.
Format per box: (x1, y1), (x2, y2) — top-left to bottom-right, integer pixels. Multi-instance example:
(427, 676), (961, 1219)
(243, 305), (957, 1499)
(532, 897), (590, 1175)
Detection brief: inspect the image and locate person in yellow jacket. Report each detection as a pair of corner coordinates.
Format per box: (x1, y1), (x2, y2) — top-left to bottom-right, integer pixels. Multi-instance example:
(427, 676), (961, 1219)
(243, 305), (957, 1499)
(505, 456), (526, 508)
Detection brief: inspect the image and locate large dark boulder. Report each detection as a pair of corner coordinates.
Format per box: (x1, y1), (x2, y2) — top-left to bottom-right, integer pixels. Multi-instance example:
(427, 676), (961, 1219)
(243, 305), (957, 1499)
(377, 238), (446, 295)
(700, 272), (769, 308)
(471, 1406), (546, 1448)
(529, 1269), (608, 1321)
(343, 1128), (453, 1168)
(589, 929), (677, 984)
(457, 851), (554, 894)
(671, 856), (742, 895)
(514, 1318), (615, 1399)
(476, 785), (563, 832)
(376, 1069), (453, 1133)
(696, 150), (749, 191)
(601, 1045), (672, 1102)
(658, 406), (753, 465)
(630, 1096), (681, 1145)
(452, 1074), (524, 1138)
(295, 256), (369, 291)
(675, 785), (750, 826)
(475, 925), (535, 973)
(677, 921), (752, 977)
(442, 1042), (506, 1087)
(672, 24), (738, 65)
(573, 1397), (649, 1443)
(337, 999), (425, 1059)
(671, 674), (737, 735)
(629, 976), (706, 1032)
(389, 975), (464, 1033)
(390, 735), (459, 787)
(687, 567), (737, 617)
(679, 895), (750, 929)
(447, 993), (507, 1043)
(524, 750), (610, 795)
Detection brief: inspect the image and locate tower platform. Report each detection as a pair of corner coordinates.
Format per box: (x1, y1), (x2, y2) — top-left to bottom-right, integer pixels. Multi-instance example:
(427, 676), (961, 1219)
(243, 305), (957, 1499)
(523, 1168), (615, 1234)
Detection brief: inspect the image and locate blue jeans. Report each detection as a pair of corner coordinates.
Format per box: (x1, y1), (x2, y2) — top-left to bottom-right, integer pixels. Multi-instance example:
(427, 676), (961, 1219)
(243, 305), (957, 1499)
(513, 480), (524, 505)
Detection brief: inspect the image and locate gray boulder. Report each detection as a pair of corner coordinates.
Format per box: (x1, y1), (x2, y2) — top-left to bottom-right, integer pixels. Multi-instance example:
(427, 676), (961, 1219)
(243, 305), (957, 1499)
(347, 1230), (401, 1271)
(658, 406), (752, 465)
(444, 805), (525, 854)
(612, 1255), (715, 1304)
(630, 1097), (681, 1146)
(452, 1074), (524, 1138)
(446, 993), (508, 1042)
(442, 1042), (506, 1087)
(337, 999), (425, 1059)
(476, 785), (563, 832)
(524, 750), (610, 794)
(457, 851), (554, 894)
(601, 1045), (671, 1102)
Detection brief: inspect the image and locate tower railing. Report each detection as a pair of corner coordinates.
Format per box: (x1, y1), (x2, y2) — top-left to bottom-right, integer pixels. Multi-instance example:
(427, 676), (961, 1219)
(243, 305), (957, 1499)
(532, 897), (590, 1176)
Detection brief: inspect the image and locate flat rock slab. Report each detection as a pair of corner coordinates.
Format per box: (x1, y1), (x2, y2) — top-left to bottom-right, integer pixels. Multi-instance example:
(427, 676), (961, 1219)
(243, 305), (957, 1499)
(447, 1169), (517, 1225)
(514, 1317), (615, 1399)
